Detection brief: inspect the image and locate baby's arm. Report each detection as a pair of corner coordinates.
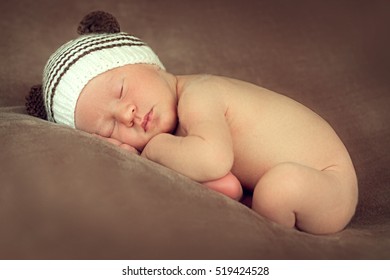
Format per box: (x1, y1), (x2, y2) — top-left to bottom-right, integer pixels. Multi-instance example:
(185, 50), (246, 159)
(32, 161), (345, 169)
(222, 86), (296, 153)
(142, 89), (234, 182)
(96, 122), (241, 200)
(141, 131), (233, 182)
(142, 134), (240, 200)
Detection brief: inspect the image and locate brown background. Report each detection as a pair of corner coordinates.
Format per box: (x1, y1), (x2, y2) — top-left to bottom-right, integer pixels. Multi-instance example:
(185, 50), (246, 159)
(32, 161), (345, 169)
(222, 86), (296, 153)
(0, 0), (389, 259)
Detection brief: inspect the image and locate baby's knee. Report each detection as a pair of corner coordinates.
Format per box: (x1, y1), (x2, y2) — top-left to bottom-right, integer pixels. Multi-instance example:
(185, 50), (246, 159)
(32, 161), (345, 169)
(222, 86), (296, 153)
(254, 163), (304, 204)
(252, 162), (358, 234)
(252, 164), (303, 228)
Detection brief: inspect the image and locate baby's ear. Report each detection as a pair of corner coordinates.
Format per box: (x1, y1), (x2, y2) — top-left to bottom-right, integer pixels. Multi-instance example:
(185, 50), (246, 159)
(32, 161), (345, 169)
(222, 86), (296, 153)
(77, 11), (121, 35)
(25, 85), (47, 120)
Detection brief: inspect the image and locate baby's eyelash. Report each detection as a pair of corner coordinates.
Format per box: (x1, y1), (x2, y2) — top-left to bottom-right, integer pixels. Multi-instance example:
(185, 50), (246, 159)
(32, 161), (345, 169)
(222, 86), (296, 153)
(119, 85), (124, 98)
(119, 78), (126, 99)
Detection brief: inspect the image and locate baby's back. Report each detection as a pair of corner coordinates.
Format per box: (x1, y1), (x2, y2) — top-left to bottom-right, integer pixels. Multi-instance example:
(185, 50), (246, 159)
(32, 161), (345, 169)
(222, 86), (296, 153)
(185, 75), (354, 189)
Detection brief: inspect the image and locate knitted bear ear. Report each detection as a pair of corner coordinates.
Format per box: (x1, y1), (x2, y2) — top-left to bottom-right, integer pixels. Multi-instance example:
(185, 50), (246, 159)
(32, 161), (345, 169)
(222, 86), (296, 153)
(77, 11), (121, 35)
(25, 85), (47, 120)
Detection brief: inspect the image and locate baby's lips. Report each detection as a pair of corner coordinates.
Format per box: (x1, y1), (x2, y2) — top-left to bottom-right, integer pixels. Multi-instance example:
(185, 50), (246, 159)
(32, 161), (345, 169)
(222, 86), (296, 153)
(141, 108), (154, 132)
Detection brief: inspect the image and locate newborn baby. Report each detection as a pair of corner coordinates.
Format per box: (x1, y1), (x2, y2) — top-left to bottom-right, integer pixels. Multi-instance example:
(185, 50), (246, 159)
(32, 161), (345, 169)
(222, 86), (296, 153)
(26, 11), (358, 235)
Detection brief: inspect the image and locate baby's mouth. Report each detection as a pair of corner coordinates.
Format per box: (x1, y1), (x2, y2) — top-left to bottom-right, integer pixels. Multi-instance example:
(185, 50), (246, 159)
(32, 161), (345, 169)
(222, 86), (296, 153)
(141, 108), (153, 132)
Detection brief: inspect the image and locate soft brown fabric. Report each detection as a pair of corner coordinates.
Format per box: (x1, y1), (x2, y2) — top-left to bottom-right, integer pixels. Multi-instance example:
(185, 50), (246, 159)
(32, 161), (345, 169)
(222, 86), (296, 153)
(1, 0), (389, 259)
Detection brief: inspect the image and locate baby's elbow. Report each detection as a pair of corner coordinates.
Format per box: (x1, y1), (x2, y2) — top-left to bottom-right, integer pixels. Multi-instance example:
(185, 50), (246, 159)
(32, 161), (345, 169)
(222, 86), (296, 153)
(201, 150), (234, 181)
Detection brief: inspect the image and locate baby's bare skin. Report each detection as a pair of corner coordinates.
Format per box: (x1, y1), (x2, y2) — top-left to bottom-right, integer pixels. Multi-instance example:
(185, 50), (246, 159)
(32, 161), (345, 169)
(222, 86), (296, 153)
(75, 64), (358, 234)
(173, 74), (358, 234)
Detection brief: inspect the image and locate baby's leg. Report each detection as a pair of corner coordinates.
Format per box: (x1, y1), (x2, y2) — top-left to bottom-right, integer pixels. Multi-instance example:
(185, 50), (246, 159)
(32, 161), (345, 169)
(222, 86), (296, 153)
(202, 172), (243, 201)
(252, 162), (357, 234)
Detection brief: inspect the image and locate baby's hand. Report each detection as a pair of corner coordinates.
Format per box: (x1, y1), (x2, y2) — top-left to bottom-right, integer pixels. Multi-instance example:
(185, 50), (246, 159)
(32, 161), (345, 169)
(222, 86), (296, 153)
(93, 134), (140, 155)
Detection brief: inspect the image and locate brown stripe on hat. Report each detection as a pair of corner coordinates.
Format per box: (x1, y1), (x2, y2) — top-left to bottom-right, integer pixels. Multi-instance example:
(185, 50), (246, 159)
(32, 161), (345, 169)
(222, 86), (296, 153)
(45, 34), (116, 111)
(46, 33), (142, 82)
(48, 41), (145, 122)
(45, 35), (101, 77)
(45, 33), (142, 112)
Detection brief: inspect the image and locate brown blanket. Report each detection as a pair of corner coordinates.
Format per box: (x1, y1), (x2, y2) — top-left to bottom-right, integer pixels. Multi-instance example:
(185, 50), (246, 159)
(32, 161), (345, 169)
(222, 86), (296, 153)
(1, 0), (389, 259)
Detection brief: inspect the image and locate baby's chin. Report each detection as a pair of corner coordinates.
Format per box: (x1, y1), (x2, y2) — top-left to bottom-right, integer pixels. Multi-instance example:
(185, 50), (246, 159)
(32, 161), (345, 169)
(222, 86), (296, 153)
(160, 116), (179, 134)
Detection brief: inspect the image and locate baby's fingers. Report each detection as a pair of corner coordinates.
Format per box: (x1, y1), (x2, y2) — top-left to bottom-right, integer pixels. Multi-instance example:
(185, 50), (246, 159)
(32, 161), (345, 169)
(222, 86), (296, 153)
(119, 143), (140, 155)
(92, 134), (140, 155)
(93, 134), (121, 145)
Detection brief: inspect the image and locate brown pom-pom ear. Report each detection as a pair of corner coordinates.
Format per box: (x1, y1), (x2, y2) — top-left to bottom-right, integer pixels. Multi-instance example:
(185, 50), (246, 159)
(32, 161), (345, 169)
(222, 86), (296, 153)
(25, 85), (47, 120)
(77, 11), (121, 35)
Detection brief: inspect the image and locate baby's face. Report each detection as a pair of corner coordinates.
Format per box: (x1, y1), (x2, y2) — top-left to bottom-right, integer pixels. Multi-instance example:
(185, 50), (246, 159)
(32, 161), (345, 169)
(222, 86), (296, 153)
(75, 64), (178, 152)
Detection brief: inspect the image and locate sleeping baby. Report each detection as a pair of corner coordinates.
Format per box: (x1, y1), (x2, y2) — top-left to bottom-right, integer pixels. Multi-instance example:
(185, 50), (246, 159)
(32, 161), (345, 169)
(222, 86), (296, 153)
(26, 11), (358, 234)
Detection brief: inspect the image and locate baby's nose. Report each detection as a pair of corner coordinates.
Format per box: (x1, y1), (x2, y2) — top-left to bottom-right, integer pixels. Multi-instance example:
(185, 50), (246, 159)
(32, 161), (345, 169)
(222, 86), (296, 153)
(116, 103), (136, 127)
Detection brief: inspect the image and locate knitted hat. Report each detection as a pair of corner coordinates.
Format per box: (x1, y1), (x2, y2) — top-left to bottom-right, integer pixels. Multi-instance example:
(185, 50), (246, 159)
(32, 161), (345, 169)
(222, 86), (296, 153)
(26, 11), (165, 128)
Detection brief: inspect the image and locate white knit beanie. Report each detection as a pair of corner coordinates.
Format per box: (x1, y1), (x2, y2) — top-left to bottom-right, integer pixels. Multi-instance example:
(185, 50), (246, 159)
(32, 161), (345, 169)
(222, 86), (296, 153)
(26, 11), (165, 128)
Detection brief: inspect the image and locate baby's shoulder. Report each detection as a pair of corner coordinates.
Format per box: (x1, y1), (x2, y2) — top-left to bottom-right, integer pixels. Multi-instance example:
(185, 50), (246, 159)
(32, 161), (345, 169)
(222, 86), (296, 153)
(177, 74), (229, 92)
(176, 75), (229, 122)
(178, 74), (227, 107)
